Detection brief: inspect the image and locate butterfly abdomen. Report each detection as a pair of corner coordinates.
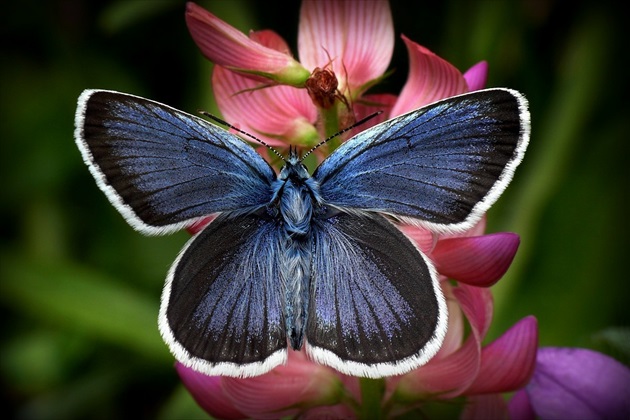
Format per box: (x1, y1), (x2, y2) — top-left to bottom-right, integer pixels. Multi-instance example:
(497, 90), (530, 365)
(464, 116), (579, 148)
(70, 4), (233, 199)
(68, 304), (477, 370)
(281, 234), (311, 350)
(278, 182), (315, 350)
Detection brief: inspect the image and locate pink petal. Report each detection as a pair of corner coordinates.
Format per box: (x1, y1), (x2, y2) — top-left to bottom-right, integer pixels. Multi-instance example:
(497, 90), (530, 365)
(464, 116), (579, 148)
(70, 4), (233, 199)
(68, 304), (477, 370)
(175, 363), (246, 419)
(390, 36), (468, 117)
(395, 335), (481, 399)
(221, 350), (344, 418)
(186, 3), (309, 85)
(526, 347), (630, 419)
(213, 65), (319, 147)
(353, 93), (397, 123)
(463, 61), (489, 91)
(298, 0), (394, 93)
(337, 373), (361, 401)
(464, 214), (487, 237)
(248, 29), (292, 55)
(466, 316), (538, 395)
(453, 283), (494, 341)
(432, 286), (465, 360)
(399, 224), (436, 255)
(432, 233), (520, 287)
(345, 92), (398, 137)
(331, 93), (398, 144)
(186, 216), (215, 235)
(461, 394), (509, 420)
(437, 214), (487, 240)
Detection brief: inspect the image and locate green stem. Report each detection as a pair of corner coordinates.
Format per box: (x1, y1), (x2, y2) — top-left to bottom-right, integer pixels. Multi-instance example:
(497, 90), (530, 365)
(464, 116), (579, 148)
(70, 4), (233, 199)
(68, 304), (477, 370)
(320, 104), (342, 151)
(357, 377), (386, 419)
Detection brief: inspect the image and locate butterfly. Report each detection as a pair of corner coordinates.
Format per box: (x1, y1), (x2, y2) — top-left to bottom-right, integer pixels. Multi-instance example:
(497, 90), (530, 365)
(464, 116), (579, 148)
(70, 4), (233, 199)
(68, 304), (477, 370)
(74, 88), (529, 378)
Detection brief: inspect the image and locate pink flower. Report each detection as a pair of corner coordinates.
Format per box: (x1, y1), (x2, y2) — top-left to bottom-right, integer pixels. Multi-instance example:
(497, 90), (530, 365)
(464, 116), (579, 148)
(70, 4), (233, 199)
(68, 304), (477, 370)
(179, 1), (541, 417)
(186, 0), (486, 150)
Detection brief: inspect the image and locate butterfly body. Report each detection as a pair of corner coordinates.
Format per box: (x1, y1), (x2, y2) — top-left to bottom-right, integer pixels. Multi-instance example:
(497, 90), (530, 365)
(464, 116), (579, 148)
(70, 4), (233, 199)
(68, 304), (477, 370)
(74, 88), (530, 378)
(274, 150), (319, 350)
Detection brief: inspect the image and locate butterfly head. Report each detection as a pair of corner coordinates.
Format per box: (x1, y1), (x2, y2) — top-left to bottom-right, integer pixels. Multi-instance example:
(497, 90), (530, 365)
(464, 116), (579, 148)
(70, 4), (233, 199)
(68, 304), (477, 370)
(279, 146), (310, 183)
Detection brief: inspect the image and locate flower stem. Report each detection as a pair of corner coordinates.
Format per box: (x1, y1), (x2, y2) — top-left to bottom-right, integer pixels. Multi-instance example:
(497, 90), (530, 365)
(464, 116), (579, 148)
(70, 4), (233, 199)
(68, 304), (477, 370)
(320, 105), (341, 151)
(357, 377), (386, 419)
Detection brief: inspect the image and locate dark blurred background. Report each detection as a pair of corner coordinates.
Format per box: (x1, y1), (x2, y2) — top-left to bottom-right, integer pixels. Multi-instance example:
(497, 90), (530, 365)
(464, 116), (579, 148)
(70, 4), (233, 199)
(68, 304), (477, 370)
(1, 0), (628, 418)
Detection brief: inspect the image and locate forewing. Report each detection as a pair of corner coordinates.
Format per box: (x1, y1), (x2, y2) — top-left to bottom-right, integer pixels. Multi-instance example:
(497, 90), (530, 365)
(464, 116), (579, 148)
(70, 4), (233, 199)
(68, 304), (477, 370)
(74, 90), (276, 234)
(306, 212), (447, 378)
(314, 89), (530, 232)
(159, 213), (287, 377)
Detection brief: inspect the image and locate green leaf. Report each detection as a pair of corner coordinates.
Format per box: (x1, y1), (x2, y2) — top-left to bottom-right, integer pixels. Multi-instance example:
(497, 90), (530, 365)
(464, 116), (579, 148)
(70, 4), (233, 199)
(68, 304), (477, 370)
(0, 251), (171, 362)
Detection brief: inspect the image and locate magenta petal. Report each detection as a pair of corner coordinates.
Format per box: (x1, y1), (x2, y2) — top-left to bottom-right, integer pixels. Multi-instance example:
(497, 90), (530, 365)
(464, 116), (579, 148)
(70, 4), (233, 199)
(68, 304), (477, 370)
(508, 389), (537, 420)
(433, 233), (520, 286)
(390, 36), (468, 117)
(175, 363), (246, 419)
(466, 316), (538, 395)
(526, 347), (630, 419)
(463, 61), (489, 91)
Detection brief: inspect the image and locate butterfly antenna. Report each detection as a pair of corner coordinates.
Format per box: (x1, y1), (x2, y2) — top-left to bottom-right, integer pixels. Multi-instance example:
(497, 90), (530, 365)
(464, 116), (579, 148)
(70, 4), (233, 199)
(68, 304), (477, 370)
(301, 111), (383, 161)
(199, 111), (285, 162)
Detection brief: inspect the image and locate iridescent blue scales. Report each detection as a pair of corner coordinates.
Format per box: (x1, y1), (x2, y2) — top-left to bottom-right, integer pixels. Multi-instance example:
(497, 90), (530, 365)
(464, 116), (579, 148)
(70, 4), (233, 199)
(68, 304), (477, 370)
(74, 88), (529, 378)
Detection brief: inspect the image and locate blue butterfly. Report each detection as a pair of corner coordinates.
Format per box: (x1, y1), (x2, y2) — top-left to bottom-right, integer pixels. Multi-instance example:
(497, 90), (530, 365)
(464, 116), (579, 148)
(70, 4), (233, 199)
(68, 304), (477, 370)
(74, 88), (529, 378)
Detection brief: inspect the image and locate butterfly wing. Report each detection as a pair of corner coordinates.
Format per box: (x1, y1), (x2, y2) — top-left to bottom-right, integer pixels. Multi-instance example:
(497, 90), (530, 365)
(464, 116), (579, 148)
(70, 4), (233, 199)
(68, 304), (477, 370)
(74, 90), (276, 235)
(159, 212), (287, 377)
(313, 88), (530, 232)
(306, 211), (447, 378)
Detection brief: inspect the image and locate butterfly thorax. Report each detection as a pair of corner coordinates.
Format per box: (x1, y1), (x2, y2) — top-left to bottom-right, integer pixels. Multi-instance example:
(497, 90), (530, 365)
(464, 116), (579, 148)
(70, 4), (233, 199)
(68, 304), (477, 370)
(275, 151), (324, 237)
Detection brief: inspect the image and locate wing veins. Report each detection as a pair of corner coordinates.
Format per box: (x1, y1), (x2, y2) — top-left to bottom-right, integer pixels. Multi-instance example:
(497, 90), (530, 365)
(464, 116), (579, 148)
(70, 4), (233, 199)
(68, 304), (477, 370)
(357, 103), (483, 151)
(103, 105), (273, 182)
(350, 272), (398, 348)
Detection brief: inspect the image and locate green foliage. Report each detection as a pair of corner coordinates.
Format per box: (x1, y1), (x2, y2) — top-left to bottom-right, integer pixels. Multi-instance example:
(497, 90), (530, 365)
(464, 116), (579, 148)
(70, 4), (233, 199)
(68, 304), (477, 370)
(1, 0), (627, 417)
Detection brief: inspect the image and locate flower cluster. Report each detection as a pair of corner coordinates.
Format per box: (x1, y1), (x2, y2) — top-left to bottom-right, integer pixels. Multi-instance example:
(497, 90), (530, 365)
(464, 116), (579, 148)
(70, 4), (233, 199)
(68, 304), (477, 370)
(177, 1), (630, 418)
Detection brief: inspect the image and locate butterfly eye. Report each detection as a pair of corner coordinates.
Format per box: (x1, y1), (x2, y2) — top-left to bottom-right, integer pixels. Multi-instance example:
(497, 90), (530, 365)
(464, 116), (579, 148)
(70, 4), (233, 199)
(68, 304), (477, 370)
(295, 162), (310, 179)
